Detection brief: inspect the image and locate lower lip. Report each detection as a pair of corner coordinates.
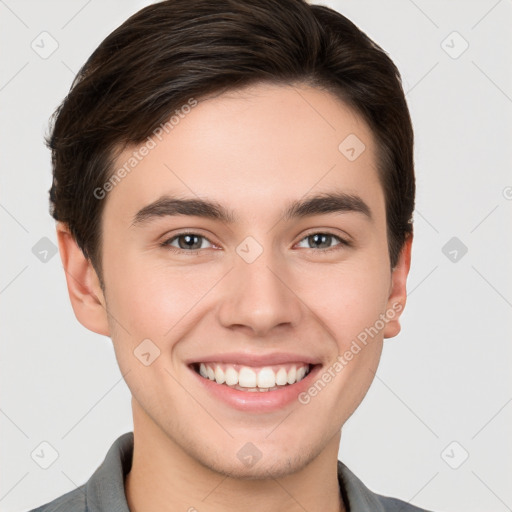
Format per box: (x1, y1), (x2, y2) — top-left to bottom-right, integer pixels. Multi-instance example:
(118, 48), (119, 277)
(189, 364), (322, 413)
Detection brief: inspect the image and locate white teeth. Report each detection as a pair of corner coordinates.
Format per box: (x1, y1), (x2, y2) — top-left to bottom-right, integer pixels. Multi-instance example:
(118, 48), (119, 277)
(196, 362), (311, 390)
(225, 366), (238, 386)
(257, 367), (276, 388)
(275, 367), (288, 386)
(238, 367), (257, 388)
(214, 365), (225, 384)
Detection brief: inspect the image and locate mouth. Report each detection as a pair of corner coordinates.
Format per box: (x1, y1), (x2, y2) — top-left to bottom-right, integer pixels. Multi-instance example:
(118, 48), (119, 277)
(190, 361), (314, 392)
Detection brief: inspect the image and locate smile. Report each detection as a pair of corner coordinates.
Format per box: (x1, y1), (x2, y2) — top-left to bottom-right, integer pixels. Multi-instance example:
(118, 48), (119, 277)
(192, 362), (311, 392)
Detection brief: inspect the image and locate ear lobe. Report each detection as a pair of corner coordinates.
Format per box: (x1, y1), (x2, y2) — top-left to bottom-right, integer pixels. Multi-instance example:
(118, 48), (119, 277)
(56, 222), (110, 336)
(383, 233), (413, 339)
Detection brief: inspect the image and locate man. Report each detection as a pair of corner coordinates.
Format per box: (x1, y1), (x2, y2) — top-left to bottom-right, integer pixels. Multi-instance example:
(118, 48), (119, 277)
(30, 0), (434, 510)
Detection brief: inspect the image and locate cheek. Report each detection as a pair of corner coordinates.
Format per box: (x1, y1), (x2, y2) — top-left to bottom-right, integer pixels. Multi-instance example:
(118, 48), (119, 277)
(294, 262), (390, 423)
(303, 259), (391, 344)
(104, 253), (221, 344)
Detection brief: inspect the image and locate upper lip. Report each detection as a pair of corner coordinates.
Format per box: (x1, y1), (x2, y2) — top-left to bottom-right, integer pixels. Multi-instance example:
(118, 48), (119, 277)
(186, 352), (322, 367)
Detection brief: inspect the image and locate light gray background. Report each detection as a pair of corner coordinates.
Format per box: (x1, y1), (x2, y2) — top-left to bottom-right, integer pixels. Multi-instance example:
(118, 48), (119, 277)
(1, 1), (511, 511)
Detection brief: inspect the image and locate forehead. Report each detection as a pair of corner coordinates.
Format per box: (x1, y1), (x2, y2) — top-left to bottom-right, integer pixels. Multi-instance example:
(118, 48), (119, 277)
(103, 82), (384, 225)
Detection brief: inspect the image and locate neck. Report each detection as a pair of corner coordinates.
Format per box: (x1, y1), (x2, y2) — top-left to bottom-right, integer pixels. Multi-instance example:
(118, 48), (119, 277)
(124, 401), (346, 512)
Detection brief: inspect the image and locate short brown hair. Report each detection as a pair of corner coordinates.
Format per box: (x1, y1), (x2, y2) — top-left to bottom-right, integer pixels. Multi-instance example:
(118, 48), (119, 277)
(47, 0), (414, 285)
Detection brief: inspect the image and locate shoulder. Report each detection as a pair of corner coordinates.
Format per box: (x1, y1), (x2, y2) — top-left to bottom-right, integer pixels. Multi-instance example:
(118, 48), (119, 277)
(337, 460), (437, 512)
(25, 431), (134, 512)
(371, 493), (436, 511)
(25, 484), (86, 512)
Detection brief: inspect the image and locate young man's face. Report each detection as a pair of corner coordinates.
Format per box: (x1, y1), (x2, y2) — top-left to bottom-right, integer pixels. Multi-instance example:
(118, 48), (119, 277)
(64, 82), (410, 479)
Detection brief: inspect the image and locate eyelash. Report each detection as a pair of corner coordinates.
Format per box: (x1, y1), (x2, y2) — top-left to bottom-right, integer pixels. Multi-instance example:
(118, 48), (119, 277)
(160, 230), (351, 255)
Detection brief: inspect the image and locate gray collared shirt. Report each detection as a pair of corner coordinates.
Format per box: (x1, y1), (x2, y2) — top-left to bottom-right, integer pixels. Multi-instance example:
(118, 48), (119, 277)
(28, 432), (434, 512)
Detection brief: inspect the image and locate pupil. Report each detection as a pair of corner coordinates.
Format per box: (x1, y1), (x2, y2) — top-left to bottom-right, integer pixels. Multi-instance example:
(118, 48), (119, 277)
(180, 234), (200, 250)
(310, 233), (330, 249)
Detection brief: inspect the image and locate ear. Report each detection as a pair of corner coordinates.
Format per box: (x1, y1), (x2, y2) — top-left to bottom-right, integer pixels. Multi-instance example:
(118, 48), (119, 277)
(56, 222), (110, 336)
(383, 233), (413, 339)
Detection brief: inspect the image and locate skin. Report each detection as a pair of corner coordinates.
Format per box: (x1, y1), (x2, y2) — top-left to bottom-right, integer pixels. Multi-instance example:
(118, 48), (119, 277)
(57, 82), (412, 512)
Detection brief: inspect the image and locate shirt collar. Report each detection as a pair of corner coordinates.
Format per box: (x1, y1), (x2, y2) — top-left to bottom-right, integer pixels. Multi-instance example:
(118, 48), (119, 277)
(85, 431), (387, 512)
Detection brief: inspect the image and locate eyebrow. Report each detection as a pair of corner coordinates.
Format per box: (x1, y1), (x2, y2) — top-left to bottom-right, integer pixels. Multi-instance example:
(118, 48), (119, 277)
(131, 191), (372, 227)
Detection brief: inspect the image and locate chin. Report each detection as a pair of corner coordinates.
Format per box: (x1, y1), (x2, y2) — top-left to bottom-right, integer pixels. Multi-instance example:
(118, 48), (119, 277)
(197, 446), (313, 481)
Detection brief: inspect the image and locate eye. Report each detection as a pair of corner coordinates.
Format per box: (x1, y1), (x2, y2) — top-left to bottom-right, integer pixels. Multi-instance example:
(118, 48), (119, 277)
(295, 232), (350, 253)
(161, 232), (215, 254)
(160, 230), (350, 256)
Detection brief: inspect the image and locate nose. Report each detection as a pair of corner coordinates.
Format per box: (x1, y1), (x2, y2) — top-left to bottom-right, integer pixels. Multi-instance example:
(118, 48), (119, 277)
(216, 244), (304, 338)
